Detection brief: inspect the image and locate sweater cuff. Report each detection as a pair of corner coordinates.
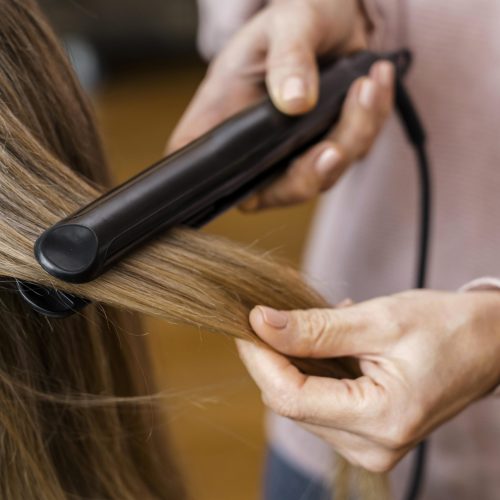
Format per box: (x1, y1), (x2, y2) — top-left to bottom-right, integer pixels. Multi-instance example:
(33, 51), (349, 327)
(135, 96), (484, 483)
(460, 277), (500, 293)
(460, 277), (500, 397)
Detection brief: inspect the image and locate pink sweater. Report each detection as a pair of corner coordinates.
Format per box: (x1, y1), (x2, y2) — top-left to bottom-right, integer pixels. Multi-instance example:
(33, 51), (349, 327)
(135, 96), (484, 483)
(198, 1), (500, 497)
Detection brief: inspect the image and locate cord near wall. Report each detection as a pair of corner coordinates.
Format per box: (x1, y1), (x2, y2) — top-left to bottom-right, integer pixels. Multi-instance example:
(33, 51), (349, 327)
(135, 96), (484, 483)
(395, 75), (432, 500)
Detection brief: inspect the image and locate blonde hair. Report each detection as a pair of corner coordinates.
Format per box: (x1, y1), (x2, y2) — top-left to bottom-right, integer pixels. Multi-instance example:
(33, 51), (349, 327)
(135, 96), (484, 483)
(0, 1), (387, 498)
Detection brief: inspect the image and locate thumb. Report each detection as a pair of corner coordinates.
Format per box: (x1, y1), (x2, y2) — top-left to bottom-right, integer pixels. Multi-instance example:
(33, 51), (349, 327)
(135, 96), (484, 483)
(249, 305), (373, 358)
(265, 15), (319, 115)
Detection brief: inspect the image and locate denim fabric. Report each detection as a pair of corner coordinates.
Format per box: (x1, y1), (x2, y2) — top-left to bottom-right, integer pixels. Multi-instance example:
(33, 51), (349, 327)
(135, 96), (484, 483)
(263, 447), (332, 500)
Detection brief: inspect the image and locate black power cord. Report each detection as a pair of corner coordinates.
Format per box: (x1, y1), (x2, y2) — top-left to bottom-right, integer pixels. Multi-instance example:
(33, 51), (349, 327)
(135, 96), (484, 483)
(394, 67), (432, 500)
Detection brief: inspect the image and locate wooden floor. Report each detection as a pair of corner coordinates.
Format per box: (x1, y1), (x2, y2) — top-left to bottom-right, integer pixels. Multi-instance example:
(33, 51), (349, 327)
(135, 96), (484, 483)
(94, 61), (316, 500)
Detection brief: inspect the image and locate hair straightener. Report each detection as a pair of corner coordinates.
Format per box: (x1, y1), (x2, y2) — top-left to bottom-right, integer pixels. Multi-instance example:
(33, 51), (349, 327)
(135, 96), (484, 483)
(16, 49), (430, 500)
(20, 50), (414, 314)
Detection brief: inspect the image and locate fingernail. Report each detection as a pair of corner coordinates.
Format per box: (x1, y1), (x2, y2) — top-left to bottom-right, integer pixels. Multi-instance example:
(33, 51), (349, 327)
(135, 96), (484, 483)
(358, 79), (376, 109)
(374, 61), (394, 88)
(281, 76), (307, 103)
(315, 146), (342, 176)
(258, 306), (288, 329)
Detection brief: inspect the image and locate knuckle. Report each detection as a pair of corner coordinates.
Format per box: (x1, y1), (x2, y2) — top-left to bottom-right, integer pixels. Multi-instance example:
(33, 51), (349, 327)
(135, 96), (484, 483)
(268, 9), (316, 66)
(262, 378), (302, 420)
(268, 45), (313, 74)
(300, 309), (332, 355)
(265, 390), (301, 420)
(368, 297), (405, 339)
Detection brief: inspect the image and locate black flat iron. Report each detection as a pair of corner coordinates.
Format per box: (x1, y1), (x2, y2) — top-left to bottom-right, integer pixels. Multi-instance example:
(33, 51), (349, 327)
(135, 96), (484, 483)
(18, 50), (413, 317)
(18, 50), (432, 500)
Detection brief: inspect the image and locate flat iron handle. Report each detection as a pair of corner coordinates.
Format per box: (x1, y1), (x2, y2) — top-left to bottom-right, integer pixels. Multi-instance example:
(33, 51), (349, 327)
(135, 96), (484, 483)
(35, 50), (410, 284)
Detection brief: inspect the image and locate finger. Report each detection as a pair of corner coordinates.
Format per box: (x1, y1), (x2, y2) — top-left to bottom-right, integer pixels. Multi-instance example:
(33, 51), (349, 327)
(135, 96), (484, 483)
(331, 61), (395, 161)
(248, 304), (385, 358)
(239, 141), (346, 210)
(235, 339), (377, 429)
(264, 4), (320, 114)
(370, 60), (395, 119)
(241, 80), (363, 209)
(239, 64), (394, 211)
(270, 60), (394, 177)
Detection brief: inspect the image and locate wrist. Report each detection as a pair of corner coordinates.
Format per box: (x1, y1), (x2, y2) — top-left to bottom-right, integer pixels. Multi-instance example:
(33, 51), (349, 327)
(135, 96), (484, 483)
(468, 291), (500, 394)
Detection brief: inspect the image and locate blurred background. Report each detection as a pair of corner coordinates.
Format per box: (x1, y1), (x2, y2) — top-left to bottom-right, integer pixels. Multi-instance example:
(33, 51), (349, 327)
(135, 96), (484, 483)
(40, 1), (316, 499)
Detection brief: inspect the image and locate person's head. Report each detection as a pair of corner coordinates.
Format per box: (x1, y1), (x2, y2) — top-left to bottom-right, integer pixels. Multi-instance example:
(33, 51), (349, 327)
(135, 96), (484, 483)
(0, 1), (188, 498)
(0, 1), (381, 498)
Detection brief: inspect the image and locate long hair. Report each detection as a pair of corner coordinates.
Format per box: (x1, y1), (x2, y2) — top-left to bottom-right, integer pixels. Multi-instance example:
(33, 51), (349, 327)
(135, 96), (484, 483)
(0, 1), (386, 498)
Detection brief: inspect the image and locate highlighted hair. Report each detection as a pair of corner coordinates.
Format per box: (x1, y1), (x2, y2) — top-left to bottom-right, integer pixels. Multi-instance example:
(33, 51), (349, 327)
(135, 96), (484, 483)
(0, 1), (386, 498)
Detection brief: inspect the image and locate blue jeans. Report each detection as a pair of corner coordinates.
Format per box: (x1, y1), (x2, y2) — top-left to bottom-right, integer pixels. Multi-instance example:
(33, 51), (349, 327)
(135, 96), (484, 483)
(263, 447), (332, 500)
